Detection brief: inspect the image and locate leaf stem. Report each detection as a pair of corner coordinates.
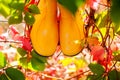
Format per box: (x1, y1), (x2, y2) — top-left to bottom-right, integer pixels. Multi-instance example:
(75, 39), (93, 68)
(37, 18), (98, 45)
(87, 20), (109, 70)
(98, 3), (110, 7)
(85, 9), (104, 43)
(65, 70), (90, 80)
(0, 40), (22, 43)
(41, 73), (64, 80)
(108, 61), (117, 73)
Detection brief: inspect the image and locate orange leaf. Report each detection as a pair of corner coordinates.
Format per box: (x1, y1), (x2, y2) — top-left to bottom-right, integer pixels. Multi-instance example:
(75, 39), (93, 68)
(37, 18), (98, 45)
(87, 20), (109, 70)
(87, 37), (99, 47)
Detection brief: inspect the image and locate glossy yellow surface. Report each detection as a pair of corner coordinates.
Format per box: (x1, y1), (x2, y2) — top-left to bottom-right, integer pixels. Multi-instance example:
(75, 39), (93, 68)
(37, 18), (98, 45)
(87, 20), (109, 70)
(59, 4), (84, 56)
(30, 0), (58, 56)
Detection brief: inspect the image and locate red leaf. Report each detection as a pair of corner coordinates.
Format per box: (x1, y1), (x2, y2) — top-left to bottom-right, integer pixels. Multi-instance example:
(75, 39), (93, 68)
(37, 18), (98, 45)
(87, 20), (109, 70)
(0, 36), (6, 40)
(9, 26), (32, 51)
(91, 45), (105, 61)
(18, 36), (32, 52)
(29, 0), (39, 5)
(91, 46), (113, 68)
(9, 26), (19, 39)
(9, 26), (19, 35)
(99, 49), (113, 70)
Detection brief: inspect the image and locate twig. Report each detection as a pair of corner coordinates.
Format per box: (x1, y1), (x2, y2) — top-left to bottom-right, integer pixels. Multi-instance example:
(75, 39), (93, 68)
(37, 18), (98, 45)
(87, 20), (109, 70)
(65, 70), (90, 80)
(0, 20), (25, 23)
(0, 20), (8, 22)
(93, 23), (104, 44)
(41, 73), (64, 80)
(108, 61), (117, 73)
(98, 3), (110, 7)
(85, 9), (104, 44)
(0, 40), (22, 43)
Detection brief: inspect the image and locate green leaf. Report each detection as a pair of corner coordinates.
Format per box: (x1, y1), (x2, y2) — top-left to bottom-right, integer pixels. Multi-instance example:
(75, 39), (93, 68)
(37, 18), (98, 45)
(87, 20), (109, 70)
(100, 27), (106, 37)
(8, 12), (23, 24)
(0, 52), (7, 68)
(114, 24), (120, 35)
(108, 70), (120, 80)
(24, 12), (35, 25)
(19, 57), (39, 71)
(5, 67), (25, 80)
(0, 74), (9, 80)
(88, 63), (105, 75)
(1, 0), (12, 4)
(9, 2), (25, 11)
(86, 75), (94, 80)
(19, 57), (28, 69)
(75, 0), (85, 7)
(113, 50), (120, 61)
(113, 54), (120, 61)
(28, 4), (40, 14)
(96, 11), (107, 28)
(17, 47), (27, 57)
(87, 75), (105, 80)
(0, 3), (11, 17)
(30, 50), (47, 71)
(57, 0), (85, 15)
(31, 58), (45, 71)
(31, 50), (47, 63)
(110, 0), (120, 25)
(113, 50), (120, 56)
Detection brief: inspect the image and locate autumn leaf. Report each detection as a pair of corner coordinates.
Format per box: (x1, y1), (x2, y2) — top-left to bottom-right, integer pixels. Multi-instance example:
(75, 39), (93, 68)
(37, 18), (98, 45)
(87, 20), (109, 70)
(29, 0), (39, 5)
(91, 46), (113, 67)
(8, 26), (32, 51)
(87, 37), (99, 47)
(9, 26), (19, 39)
(90, 45), (105, 62)
(0, 36), (6, 40)
(18, 36), (32, 52)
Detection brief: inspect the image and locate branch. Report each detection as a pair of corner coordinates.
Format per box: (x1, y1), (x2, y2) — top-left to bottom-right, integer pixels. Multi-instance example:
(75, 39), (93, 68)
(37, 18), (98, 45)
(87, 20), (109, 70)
(65, 70), (90, 80)
(0, 20), (8, 22)
(93, 23), (104, 44)
(0, 40), (22, 43)
(85, 9), (104, 44)
(108, 61), (117, 73)
(98, 3), (110, 7)
(0, 20), (25, 23)
(41, 73), (64, 80)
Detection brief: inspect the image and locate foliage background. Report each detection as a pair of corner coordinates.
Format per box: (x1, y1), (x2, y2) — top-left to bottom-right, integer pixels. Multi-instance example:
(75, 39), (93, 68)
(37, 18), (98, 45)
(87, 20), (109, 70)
(0, 0), (120, 80)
